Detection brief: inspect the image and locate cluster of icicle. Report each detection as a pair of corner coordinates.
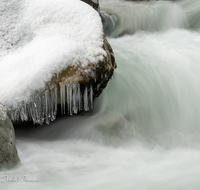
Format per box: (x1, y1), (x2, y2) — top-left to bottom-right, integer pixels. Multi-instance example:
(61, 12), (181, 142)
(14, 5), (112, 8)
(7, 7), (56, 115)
(0, 104), (7, 121)
(59, 82), (93, 116)
(6, 82), (93, 125)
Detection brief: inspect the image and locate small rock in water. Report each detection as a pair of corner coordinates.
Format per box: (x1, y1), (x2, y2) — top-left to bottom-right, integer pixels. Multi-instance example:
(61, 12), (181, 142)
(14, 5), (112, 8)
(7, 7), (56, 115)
(0, 113), (20, 169)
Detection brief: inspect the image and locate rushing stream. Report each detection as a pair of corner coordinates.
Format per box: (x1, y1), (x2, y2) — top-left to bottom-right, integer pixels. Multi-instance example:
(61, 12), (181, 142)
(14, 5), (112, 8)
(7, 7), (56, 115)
(2, 0), (200, 189)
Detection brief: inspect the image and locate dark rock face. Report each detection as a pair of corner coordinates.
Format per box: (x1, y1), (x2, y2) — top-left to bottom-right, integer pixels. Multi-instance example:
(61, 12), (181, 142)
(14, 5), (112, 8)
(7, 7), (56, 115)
(93, 35), (116, 97)
(81, 0), (100, 12)
(100, 13), (117, 37)
(124, 0), (151, 1)
(0, 110), (20, 169)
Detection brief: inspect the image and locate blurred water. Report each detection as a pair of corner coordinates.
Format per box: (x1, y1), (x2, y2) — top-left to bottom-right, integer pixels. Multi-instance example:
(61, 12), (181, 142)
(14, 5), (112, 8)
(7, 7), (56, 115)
(2, 0), (200, 189)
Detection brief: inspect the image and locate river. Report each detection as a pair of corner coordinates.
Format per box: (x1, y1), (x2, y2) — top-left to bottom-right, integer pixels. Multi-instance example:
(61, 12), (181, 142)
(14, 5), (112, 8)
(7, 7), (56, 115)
(2, 0), (200, 189)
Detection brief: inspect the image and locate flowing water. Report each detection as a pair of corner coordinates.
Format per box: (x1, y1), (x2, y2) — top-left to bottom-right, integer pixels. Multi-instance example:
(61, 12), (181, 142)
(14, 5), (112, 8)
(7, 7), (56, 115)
(2, 0), (200, 189)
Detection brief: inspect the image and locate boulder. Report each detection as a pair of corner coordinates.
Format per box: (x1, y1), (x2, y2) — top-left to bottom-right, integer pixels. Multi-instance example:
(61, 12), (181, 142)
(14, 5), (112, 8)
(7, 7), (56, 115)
(45, 1), (116, 118)
(0, 105), (20, 169)
(6, 0), (116, 125)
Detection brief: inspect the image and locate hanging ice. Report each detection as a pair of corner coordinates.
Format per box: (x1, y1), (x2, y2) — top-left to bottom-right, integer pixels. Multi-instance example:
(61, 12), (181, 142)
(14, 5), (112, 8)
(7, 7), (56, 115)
(60, 82), (94, 115)
(0, 104), (7, 121)
(7, 83), (58, 125)
(6, 82), (94, 125)
(84, 86), (89, 111)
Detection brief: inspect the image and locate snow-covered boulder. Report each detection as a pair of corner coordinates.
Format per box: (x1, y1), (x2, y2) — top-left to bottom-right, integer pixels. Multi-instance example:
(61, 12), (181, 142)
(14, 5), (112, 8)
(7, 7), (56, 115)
(0, 0), (116, 125)
(0, 105), (20, 169)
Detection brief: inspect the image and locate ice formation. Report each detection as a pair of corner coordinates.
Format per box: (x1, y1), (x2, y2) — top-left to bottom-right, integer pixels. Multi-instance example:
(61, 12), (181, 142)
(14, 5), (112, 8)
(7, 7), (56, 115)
(0, 104), (7, 121)
(60, 82), (93, 116)
(0, 0), (104, 123)
(7, 82), (94, 125)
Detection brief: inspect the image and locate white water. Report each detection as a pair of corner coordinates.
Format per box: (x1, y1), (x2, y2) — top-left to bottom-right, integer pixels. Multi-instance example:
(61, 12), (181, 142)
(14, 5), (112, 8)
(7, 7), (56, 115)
(2, 0), (200, 189)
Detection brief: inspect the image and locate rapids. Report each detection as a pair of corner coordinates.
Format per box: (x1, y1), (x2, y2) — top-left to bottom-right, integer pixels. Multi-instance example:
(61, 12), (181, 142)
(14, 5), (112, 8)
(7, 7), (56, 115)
(2, 0), (200, 189)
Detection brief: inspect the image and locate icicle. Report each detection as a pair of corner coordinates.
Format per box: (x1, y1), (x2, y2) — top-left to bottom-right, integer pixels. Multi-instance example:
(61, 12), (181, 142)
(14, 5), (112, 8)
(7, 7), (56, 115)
(50, 84), (57, 121)
(50, 87), (55, 121)
(84, 86), (89, 111)
(72, 83), (78, 114)
(23, 102), (28, 121)
(69, 84), (73, 115)
(77, 83), (81, 112)
(14, 109), (20, 121)
(63, 83), (66, 115)
(90, 85), (93, 110)
(35, 94), (44, 125)
(34, 97), (38, 123)
(8, 107), (14, 121)
(31, 96), (38, 124)
(59, 82), (65, 115)
(0, 104), (7, 121)
(26, 101), (32, 122)
(6, 80), (96, 124)
(20, 101), (28, 122)
(54, 85), (57, 117)
(45, 90), (50, 124)
(59, 82), (63, 115)
(29, 101), (37, 124)
(67, 84), (70, 115)
(7, 109), (14, 121)
(41, 94), (45, 121)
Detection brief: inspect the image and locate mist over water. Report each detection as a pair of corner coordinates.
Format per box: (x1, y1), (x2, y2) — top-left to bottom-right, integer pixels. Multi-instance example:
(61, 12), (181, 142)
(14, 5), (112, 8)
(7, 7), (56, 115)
(2, 0), (200, 189)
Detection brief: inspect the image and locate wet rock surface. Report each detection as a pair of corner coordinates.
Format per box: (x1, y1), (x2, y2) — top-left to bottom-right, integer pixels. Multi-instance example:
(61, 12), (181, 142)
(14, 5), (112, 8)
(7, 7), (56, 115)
(0, 107), (20, 169)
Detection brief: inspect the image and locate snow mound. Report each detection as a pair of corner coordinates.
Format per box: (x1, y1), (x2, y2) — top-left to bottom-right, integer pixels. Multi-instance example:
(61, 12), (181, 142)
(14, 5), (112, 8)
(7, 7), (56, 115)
(0, 0), (104, 107)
